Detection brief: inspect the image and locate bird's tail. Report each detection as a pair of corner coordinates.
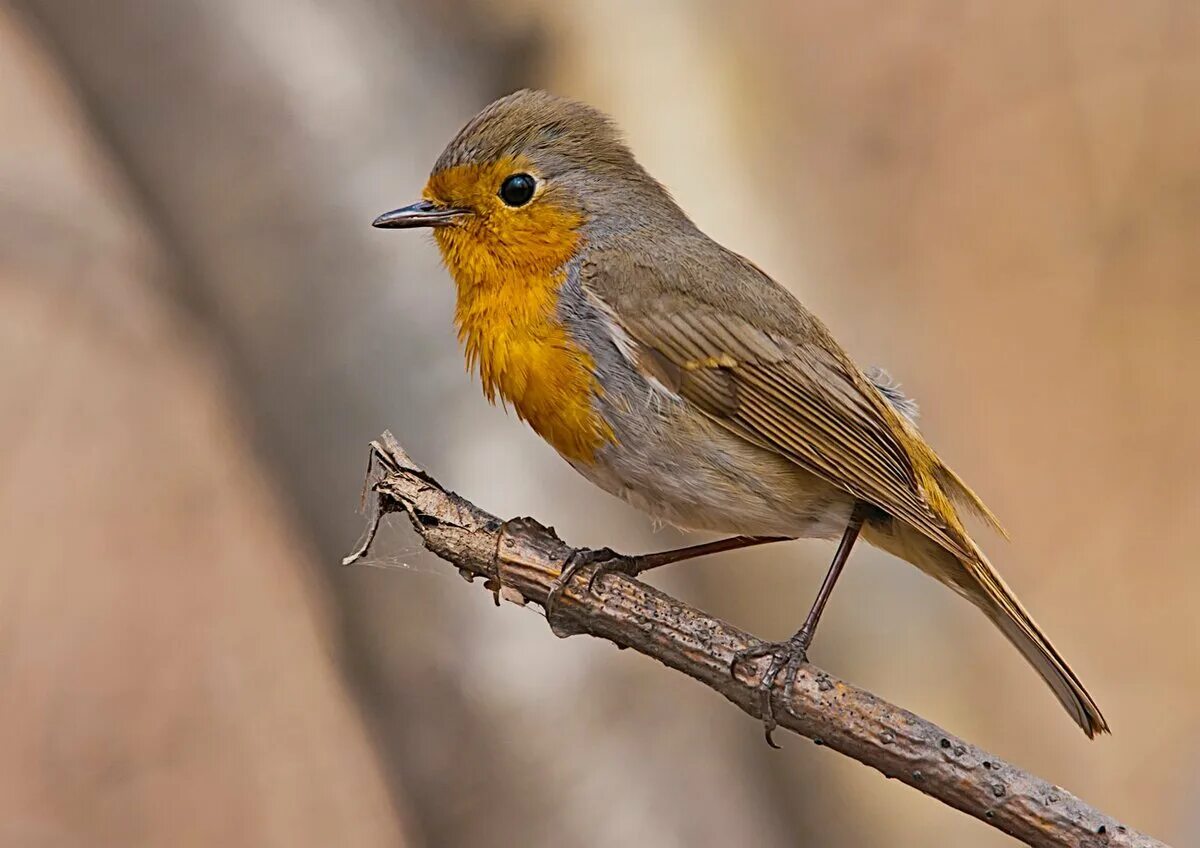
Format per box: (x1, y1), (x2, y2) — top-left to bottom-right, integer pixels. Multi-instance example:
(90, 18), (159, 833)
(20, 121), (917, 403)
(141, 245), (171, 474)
(864, 519), (1109, 738)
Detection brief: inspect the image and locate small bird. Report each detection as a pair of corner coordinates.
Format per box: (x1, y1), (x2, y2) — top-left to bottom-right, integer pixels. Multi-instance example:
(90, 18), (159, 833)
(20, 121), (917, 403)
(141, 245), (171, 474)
(373, 89), (1107, 742)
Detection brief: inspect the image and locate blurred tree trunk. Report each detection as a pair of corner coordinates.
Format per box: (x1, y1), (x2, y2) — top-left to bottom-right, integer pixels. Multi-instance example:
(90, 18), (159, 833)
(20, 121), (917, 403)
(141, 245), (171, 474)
(0, 8), (405, 846)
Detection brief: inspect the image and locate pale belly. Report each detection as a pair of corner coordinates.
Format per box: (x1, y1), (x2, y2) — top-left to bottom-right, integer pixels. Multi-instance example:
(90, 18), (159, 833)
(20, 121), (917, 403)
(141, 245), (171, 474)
(567, 386), (856, 540)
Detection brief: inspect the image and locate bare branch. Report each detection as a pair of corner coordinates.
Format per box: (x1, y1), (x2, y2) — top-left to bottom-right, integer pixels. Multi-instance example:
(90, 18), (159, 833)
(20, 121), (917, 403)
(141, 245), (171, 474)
(345, 431), (1166, 848)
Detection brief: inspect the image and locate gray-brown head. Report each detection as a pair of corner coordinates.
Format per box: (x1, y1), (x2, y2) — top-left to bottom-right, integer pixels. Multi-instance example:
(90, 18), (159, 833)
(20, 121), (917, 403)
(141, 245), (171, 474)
(372, 90), (682, 272)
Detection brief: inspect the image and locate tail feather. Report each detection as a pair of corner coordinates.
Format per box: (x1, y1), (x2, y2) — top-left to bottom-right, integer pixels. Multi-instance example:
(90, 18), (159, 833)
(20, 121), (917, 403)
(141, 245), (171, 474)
(864, 521), (1108, 737)
(963, 547), (1109, 737)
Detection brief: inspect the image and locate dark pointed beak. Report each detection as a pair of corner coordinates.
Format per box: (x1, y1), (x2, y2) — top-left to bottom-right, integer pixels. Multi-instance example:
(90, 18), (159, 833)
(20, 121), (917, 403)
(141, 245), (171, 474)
(372, 200), (467, 229)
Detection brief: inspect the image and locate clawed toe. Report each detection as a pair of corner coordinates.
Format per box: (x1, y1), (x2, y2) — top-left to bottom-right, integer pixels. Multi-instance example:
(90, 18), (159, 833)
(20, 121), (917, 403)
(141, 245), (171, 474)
(584, 555), (642, 594)
(730, 636), (811, 748)
(545, 546), (622, 618)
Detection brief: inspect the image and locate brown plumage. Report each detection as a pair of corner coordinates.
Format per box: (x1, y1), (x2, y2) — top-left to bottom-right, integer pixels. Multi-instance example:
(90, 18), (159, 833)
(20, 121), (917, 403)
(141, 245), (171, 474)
(374, 89), (1108, 738)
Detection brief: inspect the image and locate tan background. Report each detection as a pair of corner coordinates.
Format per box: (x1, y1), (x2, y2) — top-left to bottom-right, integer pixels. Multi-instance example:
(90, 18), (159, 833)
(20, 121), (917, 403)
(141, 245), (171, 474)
(2, 1), (1197, 845)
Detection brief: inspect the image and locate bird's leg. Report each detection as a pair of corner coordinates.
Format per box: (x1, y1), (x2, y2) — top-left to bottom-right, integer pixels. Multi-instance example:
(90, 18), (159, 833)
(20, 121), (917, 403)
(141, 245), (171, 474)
(545, 535), (787, 618)
(732, 503), (867, 748)
(587, 534), (788, 592)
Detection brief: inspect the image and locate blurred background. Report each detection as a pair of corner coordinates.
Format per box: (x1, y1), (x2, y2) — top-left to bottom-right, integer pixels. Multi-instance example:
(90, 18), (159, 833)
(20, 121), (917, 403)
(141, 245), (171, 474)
(2, 1), (1198, 845)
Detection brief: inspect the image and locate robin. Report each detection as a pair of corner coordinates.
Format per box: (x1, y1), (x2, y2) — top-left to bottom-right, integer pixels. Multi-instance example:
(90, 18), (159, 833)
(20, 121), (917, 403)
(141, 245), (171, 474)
(373, 89), (1107, 743)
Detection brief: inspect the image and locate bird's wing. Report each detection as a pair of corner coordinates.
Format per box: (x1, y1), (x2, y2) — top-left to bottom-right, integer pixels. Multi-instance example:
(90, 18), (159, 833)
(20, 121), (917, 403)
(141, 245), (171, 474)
(580, 247), (997, 560)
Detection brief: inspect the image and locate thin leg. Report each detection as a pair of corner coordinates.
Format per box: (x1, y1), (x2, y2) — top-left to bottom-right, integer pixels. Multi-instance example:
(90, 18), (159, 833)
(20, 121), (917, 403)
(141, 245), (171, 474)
(546, 535), (789, 618)
(732, 503), (867, 747)
(791, 510), (865, 653)
(624, 534), (786, 574)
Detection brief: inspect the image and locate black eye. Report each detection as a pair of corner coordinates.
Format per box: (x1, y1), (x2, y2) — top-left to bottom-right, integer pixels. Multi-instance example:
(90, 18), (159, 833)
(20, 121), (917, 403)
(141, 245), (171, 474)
(499, 173), (536, 207)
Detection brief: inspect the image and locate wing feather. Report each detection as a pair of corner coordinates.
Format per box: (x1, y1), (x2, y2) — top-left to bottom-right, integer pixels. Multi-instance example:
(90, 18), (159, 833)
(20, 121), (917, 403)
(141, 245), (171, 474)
(581, 249), (978, 559)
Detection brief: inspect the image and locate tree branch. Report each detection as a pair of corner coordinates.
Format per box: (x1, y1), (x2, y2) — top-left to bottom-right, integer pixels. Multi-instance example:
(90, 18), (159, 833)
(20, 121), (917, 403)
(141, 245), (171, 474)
(344, 431), (1166, 848)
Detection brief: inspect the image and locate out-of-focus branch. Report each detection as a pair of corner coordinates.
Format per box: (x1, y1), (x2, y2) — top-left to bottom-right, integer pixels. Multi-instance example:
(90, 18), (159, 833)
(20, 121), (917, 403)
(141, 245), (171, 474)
(345, 432), (1166, 848)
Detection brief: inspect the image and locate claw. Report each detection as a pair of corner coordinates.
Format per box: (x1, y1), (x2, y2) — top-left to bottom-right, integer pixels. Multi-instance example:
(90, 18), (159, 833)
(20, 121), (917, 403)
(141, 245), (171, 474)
(545, 546), (620, 619)
(730, 635), (811, 748)
(584, 554), (641, 594)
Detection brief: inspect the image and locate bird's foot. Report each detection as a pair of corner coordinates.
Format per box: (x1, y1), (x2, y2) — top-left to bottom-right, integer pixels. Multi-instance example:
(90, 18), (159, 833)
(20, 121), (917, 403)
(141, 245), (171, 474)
(584, 552), (648, 595)
(544, 546), (623, 619)
(730, 631), (812, 748)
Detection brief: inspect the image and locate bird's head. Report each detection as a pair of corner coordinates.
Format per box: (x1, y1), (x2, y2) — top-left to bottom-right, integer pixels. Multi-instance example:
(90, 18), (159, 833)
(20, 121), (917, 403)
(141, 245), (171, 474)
(373, 89), (676, 283)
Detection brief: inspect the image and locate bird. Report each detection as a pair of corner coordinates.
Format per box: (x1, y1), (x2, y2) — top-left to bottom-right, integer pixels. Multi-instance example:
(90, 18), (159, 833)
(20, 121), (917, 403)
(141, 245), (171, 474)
(372, 89), (1107, 743)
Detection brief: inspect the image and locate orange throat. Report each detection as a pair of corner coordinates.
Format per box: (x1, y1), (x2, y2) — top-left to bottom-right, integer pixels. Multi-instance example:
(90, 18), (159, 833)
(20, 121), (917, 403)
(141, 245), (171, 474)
(436, 233), (614, 465)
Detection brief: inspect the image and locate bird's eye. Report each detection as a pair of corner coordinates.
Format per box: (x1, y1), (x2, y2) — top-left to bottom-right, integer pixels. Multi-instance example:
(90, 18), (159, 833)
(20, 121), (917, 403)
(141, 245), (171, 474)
(499, 173), (536, 207)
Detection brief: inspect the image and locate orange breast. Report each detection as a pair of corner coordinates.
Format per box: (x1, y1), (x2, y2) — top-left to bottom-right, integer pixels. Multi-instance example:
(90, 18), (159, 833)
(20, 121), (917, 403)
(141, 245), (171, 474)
(452, 269), (613, 464)
(426, 160), (615, 462)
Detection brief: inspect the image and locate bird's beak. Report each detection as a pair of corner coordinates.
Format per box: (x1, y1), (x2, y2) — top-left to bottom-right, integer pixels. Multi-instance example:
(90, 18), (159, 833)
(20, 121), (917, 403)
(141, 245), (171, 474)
(372, 200), (467, 229)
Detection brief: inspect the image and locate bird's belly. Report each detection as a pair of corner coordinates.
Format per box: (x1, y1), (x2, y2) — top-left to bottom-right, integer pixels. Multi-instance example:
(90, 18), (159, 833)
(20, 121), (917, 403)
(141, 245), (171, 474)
(568, 389), (855, 540)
